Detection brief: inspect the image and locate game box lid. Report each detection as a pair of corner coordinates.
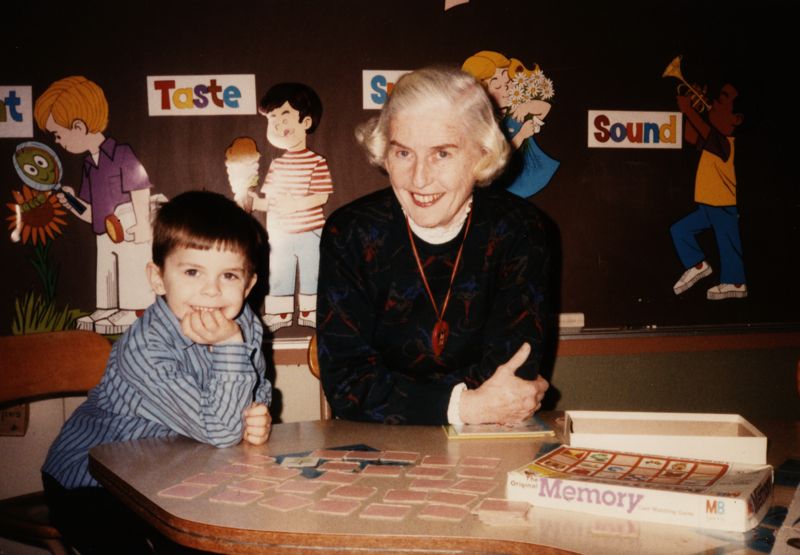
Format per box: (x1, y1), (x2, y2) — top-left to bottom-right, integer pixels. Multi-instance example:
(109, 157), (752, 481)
(563, 411), (767, 465)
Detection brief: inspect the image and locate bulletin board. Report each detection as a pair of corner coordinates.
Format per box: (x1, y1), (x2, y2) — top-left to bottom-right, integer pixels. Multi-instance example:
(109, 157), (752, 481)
(1, 0), (797, 338)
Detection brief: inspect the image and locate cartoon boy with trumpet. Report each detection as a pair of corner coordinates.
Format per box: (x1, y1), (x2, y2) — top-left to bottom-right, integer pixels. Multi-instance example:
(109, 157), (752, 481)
(670, 78), (747, 300)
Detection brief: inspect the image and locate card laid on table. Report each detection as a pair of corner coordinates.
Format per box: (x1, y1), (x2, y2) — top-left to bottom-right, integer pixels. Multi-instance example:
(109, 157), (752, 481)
(158, 483), (213, 500)
(359, 503), (412, 521)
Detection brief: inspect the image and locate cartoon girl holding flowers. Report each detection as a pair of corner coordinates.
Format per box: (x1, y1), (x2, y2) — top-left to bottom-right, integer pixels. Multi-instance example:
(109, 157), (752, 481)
(463, 50), (559, 197)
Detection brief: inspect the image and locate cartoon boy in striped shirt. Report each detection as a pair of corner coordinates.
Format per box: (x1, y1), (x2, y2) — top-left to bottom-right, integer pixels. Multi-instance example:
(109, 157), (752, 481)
(250, 83), (333, 332)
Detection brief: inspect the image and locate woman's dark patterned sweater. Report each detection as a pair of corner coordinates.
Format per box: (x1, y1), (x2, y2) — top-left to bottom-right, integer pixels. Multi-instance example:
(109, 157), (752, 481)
(317, 186), (550, 425)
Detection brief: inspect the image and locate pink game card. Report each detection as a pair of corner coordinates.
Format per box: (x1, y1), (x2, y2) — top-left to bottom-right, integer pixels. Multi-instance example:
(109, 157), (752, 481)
(380, 451), (419, 464)
(359, 503), (412, 521)
(420, 455), (459, 467)
(258, 493), (313, 512)
(318, 461), (361, 473)
(308, 498), (361, 516)
(460, 456), (501, 468)
(158, 483), (213, 500)
(208, 487), (263, 506)
(252, 466), (301, 481)
(310, 449), (348, 460)
(362, 464), (404, 478)
(215, 463), (259, 477)
(229, 478), (278, 492)
(406, 466), (451, 479)
(315, 472), (361, 485)
(344, 450), (382, 462)
(408, 478), (456, 491)
(328, 484), (377, 500)
(182, 472), (232, 486)
(382, 489), (428, 504)
(275, 479), (329, 495)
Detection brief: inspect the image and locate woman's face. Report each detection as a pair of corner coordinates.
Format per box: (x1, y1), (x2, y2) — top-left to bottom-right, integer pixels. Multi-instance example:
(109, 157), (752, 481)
(484, 68), (510, 108)
(385, 102), (483, 229)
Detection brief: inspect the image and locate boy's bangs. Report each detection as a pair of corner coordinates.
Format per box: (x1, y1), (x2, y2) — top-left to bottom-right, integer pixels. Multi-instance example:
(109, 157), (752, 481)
(167, 226), (246, 257)
(174, 232), (244, 257)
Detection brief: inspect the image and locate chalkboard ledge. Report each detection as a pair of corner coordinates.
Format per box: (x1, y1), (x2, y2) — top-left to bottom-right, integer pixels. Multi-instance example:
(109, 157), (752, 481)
(557, 323), (800, 356)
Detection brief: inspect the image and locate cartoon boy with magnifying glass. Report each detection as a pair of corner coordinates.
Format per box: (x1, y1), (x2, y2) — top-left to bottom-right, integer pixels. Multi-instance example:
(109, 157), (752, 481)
(34, 76), (160, 334)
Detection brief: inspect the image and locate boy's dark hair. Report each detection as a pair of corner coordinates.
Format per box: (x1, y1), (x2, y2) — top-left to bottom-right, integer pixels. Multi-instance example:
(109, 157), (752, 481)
(258, 83), (323, 134)
(152, 190), (264, 277)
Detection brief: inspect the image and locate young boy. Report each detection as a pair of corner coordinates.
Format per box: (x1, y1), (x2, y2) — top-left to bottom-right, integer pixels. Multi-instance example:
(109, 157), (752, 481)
(41, 190), (272, 553)
(249, 83), (334, 332)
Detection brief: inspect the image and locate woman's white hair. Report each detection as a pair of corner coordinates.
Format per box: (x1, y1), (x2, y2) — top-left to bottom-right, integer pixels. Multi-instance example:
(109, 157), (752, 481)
(355, 66), (510, 185)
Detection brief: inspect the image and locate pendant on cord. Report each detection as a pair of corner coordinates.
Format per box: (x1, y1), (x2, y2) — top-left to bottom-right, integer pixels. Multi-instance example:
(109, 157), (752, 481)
(432, 320), (450, 357)
(405, 208), (472, 360)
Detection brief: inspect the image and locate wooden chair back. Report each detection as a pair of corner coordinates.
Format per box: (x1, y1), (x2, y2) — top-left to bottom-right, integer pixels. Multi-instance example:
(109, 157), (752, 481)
(0, 330), (110, 408)
(307, 333), (332, 420)
(0, 330), (110, 554)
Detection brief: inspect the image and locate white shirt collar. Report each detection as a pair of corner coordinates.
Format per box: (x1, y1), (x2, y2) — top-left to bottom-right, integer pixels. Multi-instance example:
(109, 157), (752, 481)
(405, 196), (473, 245)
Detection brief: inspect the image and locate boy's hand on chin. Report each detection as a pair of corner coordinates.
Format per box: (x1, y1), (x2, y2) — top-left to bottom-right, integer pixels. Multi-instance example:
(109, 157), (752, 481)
(181, 309), (243, 345)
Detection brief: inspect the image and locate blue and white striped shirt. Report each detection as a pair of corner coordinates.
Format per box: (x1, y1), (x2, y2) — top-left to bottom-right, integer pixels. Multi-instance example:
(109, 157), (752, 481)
(42, 296), (271, 489)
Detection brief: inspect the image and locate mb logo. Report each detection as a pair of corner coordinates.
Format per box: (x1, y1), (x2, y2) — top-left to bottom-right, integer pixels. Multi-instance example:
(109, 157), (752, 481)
(706, 499), (725, 514)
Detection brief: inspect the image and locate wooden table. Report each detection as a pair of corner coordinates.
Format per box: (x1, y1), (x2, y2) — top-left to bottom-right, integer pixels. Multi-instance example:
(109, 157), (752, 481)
(88, 415), (799, 555)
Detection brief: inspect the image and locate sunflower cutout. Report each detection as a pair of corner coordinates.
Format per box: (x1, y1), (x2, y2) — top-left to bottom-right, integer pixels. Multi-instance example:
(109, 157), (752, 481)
(6, 186), (68, 245)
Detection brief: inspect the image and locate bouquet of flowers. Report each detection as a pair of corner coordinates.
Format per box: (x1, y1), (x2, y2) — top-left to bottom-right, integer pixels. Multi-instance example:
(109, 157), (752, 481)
(507, 66), (555, 130)
(508, 66), (555, 105)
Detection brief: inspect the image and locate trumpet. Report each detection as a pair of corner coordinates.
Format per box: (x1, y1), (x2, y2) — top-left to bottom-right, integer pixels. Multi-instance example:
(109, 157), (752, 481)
(662, 55), (711, 113)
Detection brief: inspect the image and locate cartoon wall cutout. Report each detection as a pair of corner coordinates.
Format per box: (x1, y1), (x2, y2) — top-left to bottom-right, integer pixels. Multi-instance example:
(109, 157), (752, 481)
(444, 0), (469, 9)
(13, 141), (86, 213)
(225, 137), (261, 213)
(7, 183), (66, 245)
(665, 57), (747, 300)
(6, 175), (79, 334)
(248, 83), (333, 332)
(33, 76), (164, 334)
(462, 50), (559, 198)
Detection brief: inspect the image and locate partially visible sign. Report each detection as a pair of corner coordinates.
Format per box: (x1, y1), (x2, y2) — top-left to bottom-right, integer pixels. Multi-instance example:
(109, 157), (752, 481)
(0, 86), (33, 138)
(362, 70), (410, 110)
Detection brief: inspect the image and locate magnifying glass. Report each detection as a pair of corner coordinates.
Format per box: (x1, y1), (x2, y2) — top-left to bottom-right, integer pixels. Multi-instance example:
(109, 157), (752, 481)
(12, 141), (87, 215)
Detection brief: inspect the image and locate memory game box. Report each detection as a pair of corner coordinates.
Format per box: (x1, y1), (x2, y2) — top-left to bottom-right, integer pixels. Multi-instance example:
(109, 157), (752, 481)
(506, 445), (772, 532)
(563, 411), (767, 465)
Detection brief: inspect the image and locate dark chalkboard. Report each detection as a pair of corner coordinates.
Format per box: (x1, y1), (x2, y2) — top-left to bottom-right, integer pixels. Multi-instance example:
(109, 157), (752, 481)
(1, 1), (797, 335)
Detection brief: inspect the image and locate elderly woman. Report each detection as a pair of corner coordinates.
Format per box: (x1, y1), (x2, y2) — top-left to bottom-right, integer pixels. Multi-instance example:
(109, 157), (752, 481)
(317, 66), (550, 425)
